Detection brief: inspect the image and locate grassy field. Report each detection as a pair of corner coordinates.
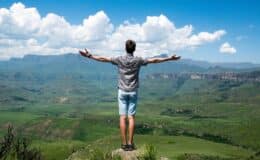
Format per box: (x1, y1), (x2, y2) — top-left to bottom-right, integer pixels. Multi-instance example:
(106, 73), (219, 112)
(0, 72), (260, 159)
(68, 135), (254, 160)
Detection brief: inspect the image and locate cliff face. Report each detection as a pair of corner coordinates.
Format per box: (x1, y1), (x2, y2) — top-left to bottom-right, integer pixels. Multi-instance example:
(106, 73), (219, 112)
(146, 71), (260, 82)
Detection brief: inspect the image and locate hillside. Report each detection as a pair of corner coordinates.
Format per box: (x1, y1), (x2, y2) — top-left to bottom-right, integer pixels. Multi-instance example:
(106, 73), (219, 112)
(0, 53), (259, 160)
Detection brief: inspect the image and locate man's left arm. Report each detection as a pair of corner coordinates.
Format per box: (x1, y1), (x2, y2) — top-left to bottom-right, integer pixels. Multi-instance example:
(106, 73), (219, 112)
(79, 49), (112, 63)
(147, 55), (181, 64)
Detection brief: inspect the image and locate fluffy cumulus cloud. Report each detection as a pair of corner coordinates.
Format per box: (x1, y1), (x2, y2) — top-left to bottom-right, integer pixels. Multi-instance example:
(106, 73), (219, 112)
(219, 42), (237, 54)
(0, 2), (226, 60)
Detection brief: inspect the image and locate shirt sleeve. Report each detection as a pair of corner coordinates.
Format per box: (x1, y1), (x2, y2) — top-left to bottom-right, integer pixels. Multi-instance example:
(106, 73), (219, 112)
(139, 57), (148, 66)
(111, 56), (120, 65)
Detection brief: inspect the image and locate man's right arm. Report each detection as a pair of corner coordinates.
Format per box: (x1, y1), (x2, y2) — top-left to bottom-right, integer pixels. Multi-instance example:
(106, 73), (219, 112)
(79, 49), (112, 63)
(147, 55), (181, 64)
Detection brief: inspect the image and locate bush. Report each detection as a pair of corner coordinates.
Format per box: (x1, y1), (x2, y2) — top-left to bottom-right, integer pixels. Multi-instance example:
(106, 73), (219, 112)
(138, 144), (157, 160)
(135, 123), (154, 134)
(0, 125), (42, 160)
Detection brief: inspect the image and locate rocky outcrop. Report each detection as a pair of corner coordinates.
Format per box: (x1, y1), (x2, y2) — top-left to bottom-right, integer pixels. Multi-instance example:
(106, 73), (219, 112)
(112, 149), (140, 160)
(112, 148), (168, 160)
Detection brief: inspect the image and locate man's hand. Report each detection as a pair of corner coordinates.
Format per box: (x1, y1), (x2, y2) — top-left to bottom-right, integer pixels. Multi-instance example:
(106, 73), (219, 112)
(79, 48), (112, 62)
(170, 55), (181, 60)
(79, 49), (92, 58)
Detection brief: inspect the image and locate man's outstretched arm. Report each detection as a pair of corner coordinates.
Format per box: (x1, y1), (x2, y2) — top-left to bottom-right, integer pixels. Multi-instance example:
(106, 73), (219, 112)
(147, 55), (181, 64)
(79, 49), (111, 62)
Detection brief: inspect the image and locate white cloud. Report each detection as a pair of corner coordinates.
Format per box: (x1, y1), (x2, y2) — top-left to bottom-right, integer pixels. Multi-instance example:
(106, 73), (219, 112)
(219, 42), (237, 54)
(0, 2), (226, 60)
(142, 15), (175, 42)
(189, 30), (226, 46)
(74, 11), (113, 41)
(0, 2), (41, 38)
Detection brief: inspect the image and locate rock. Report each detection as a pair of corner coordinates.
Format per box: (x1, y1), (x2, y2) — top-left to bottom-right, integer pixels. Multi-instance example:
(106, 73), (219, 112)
(160, 157), (169, 160)
(67, 145), (169, 160)
(112, 149), (169, 160)
(112, 149), (140, 160)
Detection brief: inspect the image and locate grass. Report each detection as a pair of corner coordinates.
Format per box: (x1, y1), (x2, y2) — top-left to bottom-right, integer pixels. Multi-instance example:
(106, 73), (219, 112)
(31, 140), (85, 160)
(69, 134), (254, 160)
(0, 111), (40, 124)
(138, 144), (157, 160)
(0, 74), (259, 159)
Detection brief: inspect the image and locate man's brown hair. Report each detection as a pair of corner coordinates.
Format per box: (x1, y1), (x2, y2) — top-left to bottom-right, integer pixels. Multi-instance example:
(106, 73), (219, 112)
(125, 39), (136, 54)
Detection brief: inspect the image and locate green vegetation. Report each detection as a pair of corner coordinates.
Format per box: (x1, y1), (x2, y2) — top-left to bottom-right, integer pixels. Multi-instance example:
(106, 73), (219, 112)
(0, 125), (42, 160)
(0, 55), (259, 159)
(67, 135), (254, 160)
(138, 144), (157, 160)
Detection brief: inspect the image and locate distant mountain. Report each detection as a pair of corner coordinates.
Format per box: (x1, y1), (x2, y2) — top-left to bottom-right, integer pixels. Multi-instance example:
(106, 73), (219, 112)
(0, 54), (208, 76)
(212, 62), (260, 69)
(150, 53), (169, 58)
(0, 54), (259, 77)
(151, 53), (260, 69)
(0, 53), (115, 74)
(182, 59), (260, 69)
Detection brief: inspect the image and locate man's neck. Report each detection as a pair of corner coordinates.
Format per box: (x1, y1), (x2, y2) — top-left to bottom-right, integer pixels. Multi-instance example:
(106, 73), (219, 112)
(126, 53), (133, 56)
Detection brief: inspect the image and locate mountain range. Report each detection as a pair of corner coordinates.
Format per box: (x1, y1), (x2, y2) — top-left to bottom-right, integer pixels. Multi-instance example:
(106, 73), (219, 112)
(0, 53), (259, 75)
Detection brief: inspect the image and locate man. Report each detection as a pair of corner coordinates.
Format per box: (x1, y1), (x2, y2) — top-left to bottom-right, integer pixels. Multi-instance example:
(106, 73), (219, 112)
(79, 39), (180, 151)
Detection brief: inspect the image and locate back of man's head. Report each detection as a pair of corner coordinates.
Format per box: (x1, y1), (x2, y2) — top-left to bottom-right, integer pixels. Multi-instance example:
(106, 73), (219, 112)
(125, 40), (136, 54)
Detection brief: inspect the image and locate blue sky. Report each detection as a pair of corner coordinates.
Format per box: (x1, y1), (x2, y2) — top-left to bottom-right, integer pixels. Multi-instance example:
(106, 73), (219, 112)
(0, 0), (259, 63)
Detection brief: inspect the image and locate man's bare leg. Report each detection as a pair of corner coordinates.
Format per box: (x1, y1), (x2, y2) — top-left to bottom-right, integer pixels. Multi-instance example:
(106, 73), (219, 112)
(128, 115), (135, 144)
(120, 115), (127, 145)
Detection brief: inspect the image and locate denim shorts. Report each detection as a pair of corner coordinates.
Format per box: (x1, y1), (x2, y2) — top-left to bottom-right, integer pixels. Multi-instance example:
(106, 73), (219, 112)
(118, 89), (138, 116)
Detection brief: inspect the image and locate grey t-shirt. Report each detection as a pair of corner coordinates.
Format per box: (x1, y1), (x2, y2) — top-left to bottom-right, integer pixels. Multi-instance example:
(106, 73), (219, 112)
(111, 53), (148, 92)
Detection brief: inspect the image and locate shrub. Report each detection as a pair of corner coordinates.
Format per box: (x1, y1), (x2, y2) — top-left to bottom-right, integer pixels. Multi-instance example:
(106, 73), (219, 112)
(0, 125), (42, 160)
(135, 123), (154, 134)
(138, 144), (157, 160)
